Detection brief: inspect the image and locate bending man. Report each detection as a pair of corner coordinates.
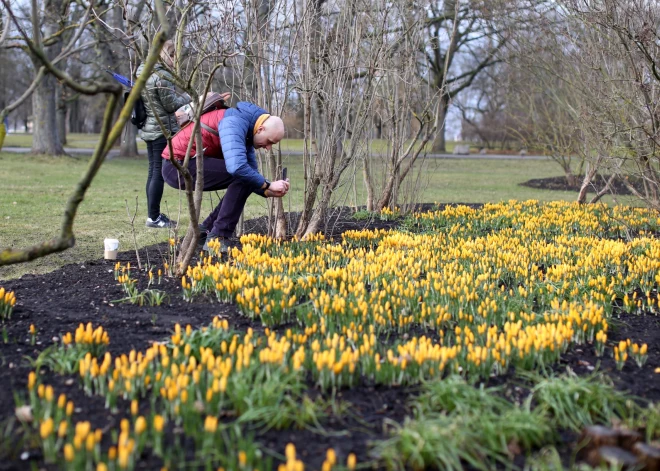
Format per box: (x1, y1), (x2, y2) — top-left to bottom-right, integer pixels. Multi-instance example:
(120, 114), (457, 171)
(162, 101), (289, 252)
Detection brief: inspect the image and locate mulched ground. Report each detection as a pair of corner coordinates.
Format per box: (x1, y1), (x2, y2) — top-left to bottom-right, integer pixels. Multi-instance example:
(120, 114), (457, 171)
(520, 175), (645, 195)
(1, 204), (659, 470)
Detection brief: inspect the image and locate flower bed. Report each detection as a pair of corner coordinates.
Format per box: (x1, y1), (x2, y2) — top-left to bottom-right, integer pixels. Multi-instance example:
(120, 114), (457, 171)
(2, 201), (660, 470)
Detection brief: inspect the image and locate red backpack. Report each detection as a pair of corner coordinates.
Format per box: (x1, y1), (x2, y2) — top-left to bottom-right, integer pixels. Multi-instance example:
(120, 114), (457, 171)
(162, 109), (226, 161)
(162, 93), (228, 161)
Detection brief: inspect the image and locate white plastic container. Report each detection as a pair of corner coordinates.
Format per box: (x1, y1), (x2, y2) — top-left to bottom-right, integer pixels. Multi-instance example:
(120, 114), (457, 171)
(104, 238), (119, 260)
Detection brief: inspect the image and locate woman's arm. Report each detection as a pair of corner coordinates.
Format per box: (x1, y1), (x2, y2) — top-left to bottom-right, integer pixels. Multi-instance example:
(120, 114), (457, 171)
(157, 74), (190, 113)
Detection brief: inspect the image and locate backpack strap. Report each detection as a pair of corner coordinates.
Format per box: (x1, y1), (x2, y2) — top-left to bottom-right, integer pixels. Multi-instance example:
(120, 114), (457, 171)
(201, 122), (219, 136)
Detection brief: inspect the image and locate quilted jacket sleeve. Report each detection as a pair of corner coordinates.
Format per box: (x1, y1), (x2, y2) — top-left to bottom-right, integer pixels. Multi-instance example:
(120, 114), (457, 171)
(247, 147), (267, 197)
(157, 73), (190, 114)
(219, 115), (266, 190)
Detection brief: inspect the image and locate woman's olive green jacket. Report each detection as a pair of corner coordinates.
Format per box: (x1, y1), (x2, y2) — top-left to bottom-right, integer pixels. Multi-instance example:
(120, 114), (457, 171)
(136, 63), (190, 142)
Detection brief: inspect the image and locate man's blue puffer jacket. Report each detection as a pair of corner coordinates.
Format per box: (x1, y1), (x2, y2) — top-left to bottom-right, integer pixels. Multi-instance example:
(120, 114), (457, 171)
(218, 102), (268, 192)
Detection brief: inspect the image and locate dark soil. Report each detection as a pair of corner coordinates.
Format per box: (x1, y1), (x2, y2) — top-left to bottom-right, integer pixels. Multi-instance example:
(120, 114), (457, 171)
(1, 204), (659, 470)
(520, 175), (645, 195)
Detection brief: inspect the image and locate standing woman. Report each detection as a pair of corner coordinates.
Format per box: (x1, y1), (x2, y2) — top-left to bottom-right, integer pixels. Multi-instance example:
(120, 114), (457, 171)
(136, 40), (190, 228)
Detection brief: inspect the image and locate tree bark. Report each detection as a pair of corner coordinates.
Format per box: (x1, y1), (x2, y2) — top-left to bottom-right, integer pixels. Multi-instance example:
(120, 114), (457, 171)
(68, 96), (82, 132)
(31, 0), (65, 155)
(363, 156), (374, 211)
(115, 4), (139, 158)
(303, 186), (331, 238)
(274, 197), (286, 238)
(56, 82), (67, 145)
(119, 122), (139, 157)
(430, 94), (449, 152)
(377, 168), (397, 210)
(270, 153), (286, 238)
(32, 73), (65, 155)
(565, 170), (578, 187)
(295, 175), (321, 238)
(374, 115), (382, 139)
(577, 161), (599, 204)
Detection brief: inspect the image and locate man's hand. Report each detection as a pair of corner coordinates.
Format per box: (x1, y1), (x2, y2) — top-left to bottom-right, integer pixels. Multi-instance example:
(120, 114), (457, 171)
(265, 179), (290, 198)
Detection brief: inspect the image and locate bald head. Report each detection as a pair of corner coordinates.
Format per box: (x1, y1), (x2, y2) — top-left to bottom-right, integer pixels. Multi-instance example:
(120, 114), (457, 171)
(254, 116), (285, 150)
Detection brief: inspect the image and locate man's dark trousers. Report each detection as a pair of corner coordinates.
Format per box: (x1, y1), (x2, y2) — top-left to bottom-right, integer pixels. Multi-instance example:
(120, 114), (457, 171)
(162, 157), (253, 237)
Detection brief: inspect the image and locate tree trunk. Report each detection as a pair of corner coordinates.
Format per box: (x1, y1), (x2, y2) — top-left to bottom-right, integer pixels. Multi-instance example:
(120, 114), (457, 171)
(117, 8), (139, 159)
(119, 123), (139, 157)
(303, 185), (332, 238)
(295, 106), (326, 238)
(374, 115), (382, 139)
(430, 95), (449, 153)
(565, 171), (578, 187)
(269, 153), (287, 238)
(32, 74), (64, 155)
(274, 198), (286, 238)
(295, 176), (321, 238)
(377, 168), (397, 211)
(56, 83), (67, 145)
(577, 161), (598, 204)
(32, 0), (64, 155)
(301, 140), (343, 237)
(68, 97), (82, 133)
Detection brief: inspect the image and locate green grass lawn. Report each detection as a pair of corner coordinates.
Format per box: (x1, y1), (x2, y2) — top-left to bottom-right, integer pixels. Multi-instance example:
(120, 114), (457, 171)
(3, 133), (478, 154)
(0, 151), (633, 280)
(2, 133), (149, 151)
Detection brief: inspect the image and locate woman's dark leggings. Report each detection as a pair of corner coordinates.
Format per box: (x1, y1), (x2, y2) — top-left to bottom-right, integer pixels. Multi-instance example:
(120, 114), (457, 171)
(146, 136), (167, 220)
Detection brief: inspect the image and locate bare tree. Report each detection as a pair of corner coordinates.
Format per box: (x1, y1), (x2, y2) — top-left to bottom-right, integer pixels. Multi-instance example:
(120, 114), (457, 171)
(505, 58), (586, 187)
(515, 0), (660, 206)
(566, 0), (660, 207)
(290, 0), (422, 236)
(123, 0), (244, 274)
(242, 0), (290, 239)
(0, 0), (169, 265)
(421, 0), (519, 152)
(370, 1), (451, 211)
(456, 64), (519, 151)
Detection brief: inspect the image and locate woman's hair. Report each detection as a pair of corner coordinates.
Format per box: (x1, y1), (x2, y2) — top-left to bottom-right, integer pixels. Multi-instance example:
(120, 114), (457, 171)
(160, 40), (176, 68)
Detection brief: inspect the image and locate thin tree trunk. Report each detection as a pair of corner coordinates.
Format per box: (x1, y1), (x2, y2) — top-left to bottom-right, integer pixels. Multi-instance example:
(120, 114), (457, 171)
(295, 109), (325, 237)
(271, 153), (286, 239)
(303, 185), (332, 237)
(590, 174), (617, 204)
(363, 155), (374, 211)
(577, 161), (598, 204)
(275, 198), (286, 238)
(377, 168), (397, 210)
(295, 175), (321, 238)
